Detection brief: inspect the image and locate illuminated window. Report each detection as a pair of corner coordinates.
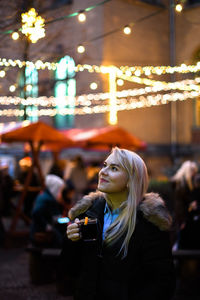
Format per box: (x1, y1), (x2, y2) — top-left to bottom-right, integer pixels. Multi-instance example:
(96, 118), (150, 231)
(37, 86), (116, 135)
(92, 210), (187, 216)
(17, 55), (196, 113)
(54, 56), (76, 129)
(19, 65), (38, 122)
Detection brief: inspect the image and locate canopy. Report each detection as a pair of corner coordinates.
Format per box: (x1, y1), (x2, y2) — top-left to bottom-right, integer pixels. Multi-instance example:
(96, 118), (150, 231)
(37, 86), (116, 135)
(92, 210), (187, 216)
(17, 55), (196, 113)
(0, 121), (74, 235)
(61, 126), (146, 151)
(1, 121), (74, 146)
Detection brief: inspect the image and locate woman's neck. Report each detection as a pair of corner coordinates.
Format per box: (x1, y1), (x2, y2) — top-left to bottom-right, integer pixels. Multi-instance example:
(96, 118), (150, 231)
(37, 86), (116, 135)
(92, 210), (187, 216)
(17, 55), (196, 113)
(106, 189), (128, 210)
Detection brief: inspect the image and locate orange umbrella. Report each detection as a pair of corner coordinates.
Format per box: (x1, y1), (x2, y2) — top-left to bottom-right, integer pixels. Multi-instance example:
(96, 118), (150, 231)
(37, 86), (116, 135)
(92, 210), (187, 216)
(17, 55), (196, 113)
(0, 121), (74, 235)
(1, 121), (74, 146)
(61, 126), (146, 151)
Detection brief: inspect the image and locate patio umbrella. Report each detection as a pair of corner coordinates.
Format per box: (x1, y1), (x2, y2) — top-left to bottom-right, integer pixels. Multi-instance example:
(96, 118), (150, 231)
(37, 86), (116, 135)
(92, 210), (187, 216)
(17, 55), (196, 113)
(61, 126), (147, 151)
(1, 120), (74, 145)
(1, 121), (74, 235)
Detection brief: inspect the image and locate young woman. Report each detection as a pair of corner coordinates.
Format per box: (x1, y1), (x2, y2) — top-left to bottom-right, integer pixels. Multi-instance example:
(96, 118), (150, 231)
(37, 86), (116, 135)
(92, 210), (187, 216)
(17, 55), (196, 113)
(61, 147), (175, 300)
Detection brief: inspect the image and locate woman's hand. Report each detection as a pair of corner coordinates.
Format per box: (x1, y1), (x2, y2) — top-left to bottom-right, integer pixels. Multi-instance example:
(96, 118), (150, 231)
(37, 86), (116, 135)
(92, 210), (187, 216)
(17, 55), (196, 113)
(66, 218), (81, 242)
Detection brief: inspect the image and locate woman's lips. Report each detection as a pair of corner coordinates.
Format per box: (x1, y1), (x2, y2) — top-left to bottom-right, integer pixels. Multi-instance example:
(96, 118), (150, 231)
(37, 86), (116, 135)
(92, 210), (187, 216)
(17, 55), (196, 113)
(99, 178), (109, 183)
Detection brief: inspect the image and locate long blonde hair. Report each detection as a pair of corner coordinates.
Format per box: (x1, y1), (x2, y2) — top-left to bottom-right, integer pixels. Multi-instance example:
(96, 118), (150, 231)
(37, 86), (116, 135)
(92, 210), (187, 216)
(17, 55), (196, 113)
(171, 160), (198, 191)
(104, 147), (149, 258)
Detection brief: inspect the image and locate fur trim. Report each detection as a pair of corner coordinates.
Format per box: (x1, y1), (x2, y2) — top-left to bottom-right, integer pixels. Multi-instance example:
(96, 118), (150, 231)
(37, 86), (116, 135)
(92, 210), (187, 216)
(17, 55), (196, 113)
(139, 192), (172, 231)
(68, 191), (103, 220)
(68, 191), (172, 231)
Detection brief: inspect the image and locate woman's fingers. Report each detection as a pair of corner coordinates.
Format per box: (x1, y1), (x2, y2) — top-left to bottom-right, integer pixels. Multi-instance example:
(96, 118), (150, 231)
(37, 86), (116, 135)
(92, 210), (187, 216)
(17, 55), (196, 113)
(67, 219), (81, 241)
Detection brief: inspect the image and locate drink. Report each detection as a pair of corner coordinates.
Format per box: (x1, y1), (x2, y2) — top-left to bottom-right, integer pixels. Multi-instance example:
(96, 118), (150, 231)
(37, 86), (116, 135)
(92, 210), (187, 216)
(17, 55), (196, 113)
(79, 217), (98, 242)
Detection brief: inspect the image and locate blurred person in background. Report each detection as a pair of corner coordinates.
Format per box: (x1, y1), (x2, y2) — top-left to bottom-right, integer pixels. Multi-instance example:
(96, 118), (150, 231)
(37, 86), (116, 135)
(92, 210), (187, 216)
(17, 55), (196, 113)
(17, 156), (40, 218)
(85, 161), (101, 194)
(171, 160), (198, 229)
(178, 173), (200, 249)
(68, 156), (88, 204)
(48, 159), (67, 179)
(0, 162), (14, 217)
(30, 174), (66, 248)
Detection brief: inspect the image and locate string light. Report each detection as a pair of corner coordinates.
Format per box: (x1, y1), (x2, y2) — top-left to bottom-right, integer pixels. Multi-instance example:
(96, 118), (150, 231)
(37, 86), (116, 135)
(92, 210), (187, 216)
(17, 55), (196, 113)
(119, 62), (200, 76)
(21, 8), (45, 43)
(1, 90), (199, 118)
(175, 3), (183, 12)
(0, 58), (57, 70)
(26, 84), (32, 92)
(9, 85), (16, 92)
(117, 79), (124, 86)
(123, 25), (131, 35)
(77, 45), (85, 53)
(1, 57), (200, 76)
(78, 11), (86, 22)
(118, 73), (200, 92)
(11, 32), (19, 40)
(0, 70), (6, 78)
(90, 82), (98, 90)
(2, 79), (200, 107)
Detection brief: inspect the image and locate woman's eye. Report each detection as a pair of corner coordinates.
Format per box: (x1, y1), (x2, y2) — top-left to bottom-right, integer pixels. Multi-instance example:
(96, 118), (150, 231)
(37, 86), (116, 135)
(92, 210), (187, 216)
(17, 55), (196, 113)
(111, 166), (118, 171)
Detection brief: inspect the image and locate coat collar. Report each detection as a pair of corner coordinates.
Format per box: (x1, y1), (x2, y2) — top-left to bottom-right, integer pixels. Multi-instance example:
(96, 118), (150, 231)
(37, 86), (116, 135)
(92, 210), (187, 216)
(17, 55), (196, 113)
(68, 191), (172, 231)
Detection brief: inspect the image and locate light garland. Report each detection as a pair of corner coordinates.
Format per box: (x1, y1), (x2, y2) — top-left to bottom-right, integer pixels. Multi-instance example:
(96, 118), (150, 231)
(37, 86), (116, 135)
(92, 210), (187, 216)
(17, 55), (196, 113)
(0, 58), (57, 70)
(118, 74), (200, 92)
(119, 62), (200, 76)
(0, 90), (199, 118)
(1, 79), (200, 107)
(1, 57), (200, 76)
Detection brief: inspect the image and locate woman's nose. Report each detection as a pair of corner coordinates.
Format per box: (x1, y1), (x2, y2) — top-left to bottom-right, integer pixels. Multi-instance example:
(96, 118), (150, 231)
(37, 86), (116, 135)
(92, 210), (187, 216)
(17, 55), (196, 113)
(100, 167), (108, 176)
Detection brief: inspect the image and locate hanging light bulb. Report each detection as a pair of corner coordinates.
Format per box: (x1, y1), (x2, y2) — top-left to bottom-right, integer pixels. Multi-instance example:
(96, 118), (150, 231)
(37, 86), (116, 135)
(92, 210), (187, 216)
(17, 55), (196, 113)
(26, 84), (32, 92)
(77, 45), (85, 53)
(0, 70), (5, 77)
(175, 3), (183, 12)
(78, 11), (86, 22)
(11, 31), (19, 40)
(123, 25), (131, 35)
(117, 79), (124, 86)
(90, 82), (98, 90)
(9, 85), (16, 92)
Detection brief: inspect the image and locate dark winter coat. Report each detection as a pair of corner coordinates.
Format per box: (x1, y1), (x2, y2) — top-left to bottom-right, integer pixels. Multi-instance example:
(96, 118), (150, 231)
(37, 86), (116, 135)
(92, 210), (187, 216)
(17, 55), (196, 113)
(30, 189), (63, 246)
(60, 191), (176, 300)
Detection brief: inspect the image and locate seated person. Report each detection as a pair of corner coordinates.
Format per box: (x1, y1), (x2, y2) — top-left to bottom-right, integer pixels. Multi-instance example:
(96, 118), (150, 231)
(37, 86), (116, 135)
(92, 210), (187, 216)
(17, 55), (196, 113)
(30, 174), (66, 248)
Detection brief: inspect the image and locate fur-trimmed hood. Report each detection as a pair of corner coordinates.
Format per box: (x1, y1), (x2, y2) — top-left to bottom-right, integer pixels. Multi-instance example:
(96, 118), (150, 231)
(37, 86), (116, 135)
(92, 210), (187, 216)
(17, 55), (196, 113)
(69, 191), (172, 231)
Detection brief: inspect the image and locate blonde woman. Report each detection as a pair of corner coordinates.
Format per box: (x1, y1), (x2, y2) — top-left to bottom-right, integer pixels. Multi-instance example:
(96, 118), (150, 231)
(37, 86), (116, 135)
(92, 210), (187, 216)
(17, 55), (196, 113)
(171, 160), (198, 229)
(61, 148), (175, 300)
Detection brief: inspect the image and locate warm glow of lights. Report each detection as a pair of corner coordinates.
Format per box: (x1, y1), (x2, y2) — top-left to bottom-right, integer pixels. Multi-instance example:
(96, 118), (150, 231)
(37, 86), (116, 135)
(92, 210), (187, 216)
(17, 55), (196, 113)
(77, 45), (85, 53)
(12, 32), (19, 40)
(118, 73), (200, 92)
(123, 25), (131, 35)
(135, 69), (141, 77)
(26, 84), (32, 92)
(90, 82), (98, 90)
(78, 12), (86, 22)
(175, 4), (183, 12)
(0, 90), (198, 118)
(2, 79), (200, 108)
(117, 79), (124, 86)
(21, 8), (45, 43)
(0, 70), (5, 78)
(108, 68), (117, 125)
(1, 57), (200, 76)
(9, 85), (16, 92)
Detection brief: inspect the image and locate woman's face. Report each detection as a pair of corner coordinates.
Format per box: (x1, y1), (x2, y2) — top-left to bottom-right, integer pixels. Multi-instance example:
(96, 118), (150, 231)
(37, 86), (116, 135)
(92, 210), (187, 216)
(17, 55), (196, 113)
(98, 152), (128, 194)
